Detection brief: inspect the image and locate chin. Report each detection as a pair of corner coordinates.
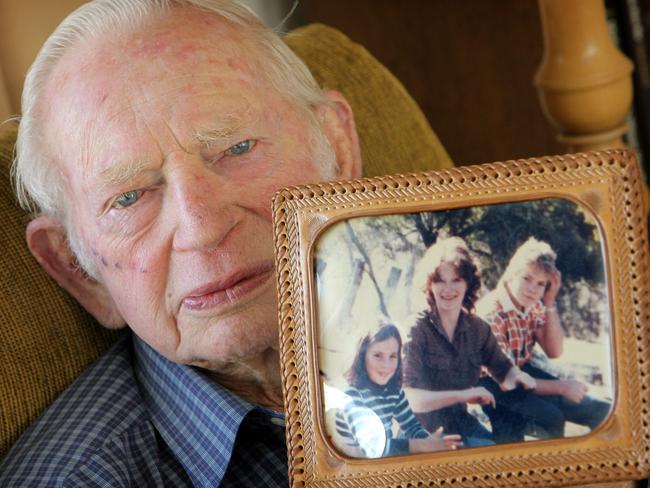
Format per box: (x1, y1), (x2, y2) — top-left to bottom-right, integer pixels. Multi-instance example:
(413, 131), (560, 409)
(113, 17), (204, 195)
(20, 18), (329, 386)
(519, 298), (535, 308)
(176, 286), (278, 358)
(177, 318), (278, 368)
(184, 337), (278, 371)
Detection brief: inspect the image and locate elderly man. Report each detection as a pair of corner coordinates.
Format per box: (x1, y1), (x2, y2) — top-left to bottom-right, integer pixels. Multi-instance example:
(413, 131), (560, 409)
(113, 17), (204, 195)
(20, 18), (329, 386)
(0, 0), (361, 485)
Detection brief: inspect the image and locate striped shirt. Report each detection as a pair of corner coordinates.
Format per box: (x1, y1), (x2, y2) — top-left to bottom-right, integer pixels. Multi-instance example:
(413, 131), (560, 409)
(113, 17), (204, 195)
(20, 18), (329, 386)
(335, 386), (428, 458)
(0, 333), (288, 487)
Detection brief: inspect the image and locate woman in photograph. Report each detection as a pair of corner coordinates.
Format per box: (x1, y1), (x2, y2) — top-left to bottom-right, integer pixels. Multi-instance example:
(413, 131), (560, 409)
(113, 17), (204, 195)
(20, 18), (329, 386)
(335, 323), (462, 458)
(403, 237), (536, 447)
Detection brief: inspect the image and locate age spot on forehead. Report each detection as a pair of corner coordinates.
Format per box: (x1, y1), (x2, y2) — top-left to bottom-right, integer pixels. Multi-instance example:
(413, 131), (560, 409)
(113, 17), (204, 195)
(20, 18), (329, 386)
(181, 84), (196, 95)
(174, 43), (198, 62)
(227, 57), (243, 71)
(131, 38), (168, 57)
(210, 77), (224, 88)
(202, 15), (220, 27)
(226, 56), (257, 75)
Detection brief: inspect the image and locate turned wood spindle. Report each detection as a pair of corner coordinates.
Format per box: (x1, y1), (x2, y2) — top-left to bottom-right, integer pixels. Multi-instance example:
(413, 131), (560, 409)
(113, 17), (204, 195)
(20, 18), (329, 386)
(535, 0), (634, 152)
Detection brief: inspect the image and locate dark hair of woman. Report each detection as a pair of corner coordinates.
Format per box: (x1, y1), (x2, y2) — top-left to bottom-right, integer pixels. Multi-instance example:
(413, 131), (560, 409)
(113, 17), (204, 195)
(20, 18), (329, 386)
(345, 323), (403, 392)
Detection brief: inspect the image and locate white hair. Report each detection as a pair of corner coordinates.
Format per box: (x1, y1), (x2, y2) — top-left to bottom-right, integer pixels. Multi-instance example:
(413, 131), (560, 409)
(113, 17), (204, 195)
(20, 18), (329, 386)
(501, 237), (557, 285)
(13, 0), (330, 275)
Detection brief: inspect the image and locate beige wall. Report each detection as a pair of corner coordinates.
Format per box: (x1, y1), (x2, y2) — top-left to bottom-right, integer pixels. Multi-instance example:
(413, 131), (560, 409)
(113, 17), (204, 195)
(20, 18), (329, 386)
(0, 0), (292, 123)
(0, 65), (12, 122)
(0, 0), (86, 121)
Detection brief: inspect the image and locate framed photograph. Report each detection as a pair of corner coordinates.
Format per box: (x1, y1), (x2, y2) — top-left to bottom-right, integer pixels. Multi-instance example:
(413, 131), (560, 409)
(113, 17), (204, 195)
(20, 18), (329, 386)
(272, 150), (650, 487)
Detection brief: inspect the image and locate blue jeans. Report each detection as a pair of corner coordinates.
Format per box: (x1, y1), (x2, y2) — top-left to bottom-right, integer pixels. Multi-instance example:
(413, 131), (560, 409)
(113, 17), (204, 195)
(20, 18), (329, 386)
(463, 423), (495, 448)
(479, 363), (611, 443)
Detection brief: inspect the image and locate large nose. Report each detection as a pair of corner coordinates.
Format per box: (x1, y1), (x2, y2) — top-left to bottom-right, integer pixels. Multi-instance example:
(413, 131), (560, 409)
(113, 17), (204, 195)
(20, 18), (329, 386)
(169, 157), (238, 252)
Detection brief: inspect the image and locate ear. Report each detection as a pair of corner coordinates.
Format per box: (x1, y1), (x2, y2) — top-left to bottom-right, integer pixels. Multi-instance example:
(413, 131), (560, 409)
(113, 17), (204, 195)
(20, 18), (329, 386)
(318, 90), (363, 180)
(26, 216), (126, 329)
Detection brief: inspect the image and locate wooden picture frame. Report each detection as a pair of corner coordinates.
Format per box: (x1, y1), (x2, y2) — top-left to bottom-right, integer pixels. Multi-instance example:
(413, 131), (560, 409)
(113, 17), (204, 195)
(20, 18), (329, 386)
(272, 150), (650, 487)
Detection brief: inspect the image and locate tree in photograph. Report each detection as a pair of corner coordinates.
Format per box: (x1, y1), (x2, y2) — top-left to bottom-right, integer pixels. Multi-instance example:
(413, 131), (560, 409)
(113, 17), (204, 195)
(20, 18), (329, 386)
(320, 199), (606, 341)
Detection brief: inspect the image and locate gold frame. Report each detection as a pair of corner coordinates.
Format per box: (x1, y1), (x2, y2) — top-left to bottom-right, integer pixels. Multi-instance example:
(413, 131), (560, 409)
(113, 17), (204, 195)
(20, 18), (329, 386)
(272, 150), (650, 487)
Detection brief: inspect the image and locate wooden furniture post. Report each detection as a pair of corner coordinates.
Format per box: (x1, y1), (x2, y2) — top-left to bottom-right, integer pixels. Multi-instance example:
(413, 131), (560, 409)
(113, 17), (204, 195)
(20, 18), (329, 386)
(535, 0), (634, 152)
(536, 5), (642, 486)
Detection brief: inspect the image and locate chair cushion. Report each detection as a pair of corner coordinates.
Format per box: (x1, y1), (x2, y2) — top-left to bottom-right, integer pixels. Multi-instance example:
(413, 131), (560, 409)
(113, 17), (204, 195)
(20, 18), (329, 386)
(284, 24), (453, 177)
(0, 24), (452, 459)
(0, 126), (122, 457)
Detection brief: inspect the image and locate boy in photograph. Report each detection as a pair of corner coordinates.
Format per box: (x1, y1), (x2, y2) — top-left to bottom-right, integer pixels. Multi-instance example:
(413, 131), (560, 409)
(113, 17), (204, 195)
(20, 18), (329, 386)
(476, 237), (611, 443)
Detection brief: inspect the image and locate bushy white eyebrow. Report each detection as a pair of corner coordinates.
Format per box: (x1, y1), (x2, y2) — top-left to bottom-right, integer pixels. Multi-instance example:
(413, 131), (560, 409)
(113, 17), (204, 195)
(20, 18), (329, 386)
(192, 114), (244, 147)
(98, 115), (247, 190)
(99, 160), (152, 189)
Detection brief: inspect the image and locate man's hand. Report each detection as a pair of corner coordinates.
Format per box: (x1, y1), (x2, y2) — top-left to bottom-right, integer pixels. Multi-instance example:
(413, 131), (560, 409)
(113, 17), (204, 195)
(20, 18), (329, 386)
(544, 269), (562, 307)
(559, 379), (587, 404)
(460, 387), (495, 408)
(410, 427), (463, 453)
(535, 268), (564, 357)
(501, 366), (537, 391)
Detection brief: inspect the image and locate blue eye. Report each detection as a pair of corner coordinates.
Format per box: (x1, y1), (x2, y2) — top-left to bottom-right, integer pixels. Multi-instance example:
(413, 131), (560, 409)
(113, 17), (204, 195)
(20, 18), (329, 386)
(225, 139), (254, 156)
(113, 190), (142, 209)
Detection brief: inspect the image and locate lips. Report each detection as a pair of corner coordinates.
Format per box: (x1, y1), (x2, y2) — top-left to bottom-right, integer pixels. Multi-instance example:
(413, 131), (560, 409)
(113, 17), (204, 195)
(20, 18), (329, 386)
(439, 293), (460, 302)
(181, 263), (274, 311)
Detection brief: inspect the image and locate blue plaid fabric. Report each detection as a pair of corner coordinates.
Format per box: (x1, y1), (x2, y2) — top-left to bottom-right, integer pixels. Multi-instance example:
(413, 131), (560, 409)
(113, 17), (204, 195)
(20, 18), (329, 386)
(0, 333), (288, 487)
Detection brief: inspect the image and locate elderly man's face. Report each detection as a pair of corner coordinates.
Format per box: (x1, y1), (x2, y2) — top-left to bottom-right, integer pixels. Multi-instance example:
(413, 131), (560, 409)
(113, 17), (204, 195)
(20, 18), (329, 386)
(36, 9), (360, 369)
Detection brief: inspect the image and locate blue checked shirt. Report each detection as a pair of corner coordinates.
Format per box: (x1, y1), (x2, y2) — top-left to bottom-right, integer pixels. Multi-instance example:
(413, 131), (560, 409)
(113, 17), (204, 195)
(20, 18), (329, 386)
(0, 333), (288, 487)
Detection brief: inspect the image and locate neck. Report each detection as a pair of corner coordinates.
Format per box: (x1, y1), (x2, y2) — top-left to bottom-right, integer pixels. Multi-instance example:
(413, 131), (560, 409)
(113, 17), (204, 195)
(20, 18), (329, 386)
(366, 379), (393, 392)
(504, 281), (526, 311)
(436, 307), (461, 339)
(203, 348), (284, 411)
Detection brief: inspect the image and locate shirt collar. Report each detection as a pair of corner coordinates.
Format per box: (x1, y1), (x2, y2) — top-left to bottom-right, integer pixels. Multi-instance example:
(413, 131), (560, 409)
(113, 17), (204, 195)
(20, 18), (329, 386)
(132, 335), (255, 488)
(496, 282), (519, 313)
(426, 308), (471, 341)
(496, 282), (544, 316)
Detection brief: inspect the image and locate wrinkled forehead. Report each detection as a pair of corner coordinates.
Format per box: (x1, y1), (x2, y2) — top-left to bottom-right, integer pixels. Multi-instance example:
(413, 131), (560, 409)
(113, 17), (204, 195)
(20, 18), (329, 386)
(45, 6), (264, 111)
(121, 6), (244, 54)
(117, 7), (265, 77)
(40, 7), (273, 175)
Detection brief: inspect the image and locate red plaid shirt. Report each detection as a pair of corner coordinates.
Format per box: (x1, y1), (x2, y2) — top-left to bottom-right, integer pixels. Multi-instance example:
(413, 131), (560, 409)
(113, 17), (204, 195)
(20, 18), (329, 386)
(476, 283), (547, 367)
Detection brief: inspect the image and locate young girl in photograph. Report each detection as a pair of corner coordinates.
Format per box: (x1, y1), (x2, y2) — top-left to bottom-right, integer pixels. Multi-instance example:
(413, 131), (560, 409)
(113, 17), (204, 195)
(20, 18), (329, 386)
(335, 323), (462, 458)
(403, 237), (536, 447)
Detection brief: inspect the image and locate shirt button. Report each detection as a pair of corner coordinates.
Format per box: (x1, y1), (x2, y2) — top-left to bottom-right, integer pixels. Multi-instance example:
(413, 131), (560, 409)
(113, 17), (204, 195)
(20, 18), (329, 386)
(270, 417), (285, 427)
